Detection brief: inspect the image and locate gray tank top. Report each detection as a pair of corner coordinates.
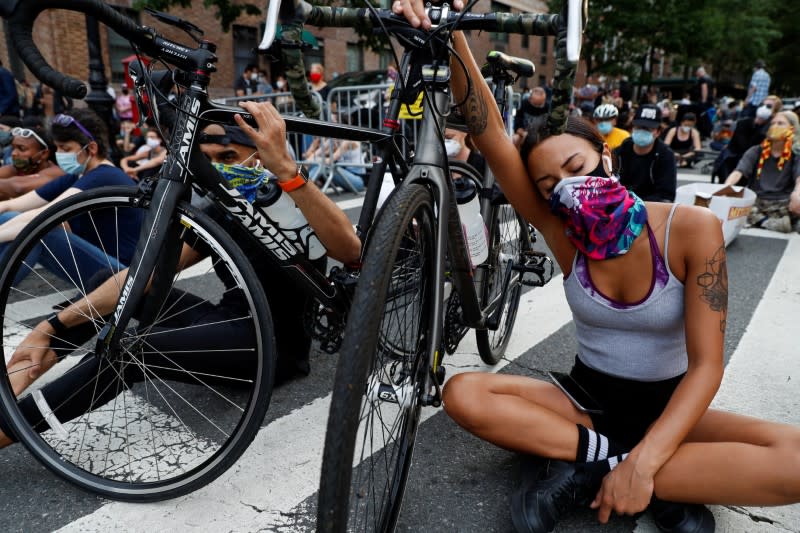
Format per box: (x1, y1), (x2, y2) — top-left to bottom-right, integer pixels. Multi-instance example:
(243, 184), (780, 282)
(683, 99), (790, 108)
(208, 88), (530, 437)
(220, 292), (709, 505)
(563, 204), (687, 381)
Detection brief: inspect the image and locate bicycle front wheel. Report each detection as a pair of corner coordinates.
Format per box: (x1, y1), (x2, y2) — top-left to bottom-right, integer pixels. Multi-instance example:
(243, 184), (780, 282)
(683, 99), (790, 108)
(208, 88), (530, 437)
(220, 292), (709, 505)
(475, 204), (531, 364)
(318, 183), (437, 532)
(0, 186), (275, 501)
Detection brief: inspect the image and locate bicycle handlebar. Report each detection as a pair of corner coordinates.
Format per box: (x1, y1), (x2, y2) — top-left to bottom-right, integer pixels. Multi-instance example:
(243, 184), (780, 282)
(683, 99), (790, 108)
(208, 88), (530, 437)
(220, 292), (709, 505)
(8, 0), (152, 99)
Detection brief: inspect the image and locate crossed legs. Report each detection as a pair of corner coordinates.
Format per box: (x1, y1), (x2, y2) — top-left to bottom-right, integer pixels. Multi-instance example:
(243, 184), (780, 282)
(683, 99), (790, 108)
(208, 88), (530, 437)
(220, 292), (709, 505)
(443, 371), (800, 507)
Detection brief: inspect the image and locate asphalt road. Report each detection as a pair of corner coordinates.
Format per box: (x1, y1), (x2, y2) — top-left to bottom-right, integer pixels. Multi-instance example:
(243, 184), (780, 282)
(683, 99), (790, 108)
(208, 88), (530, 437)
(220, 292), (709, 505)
(1, 174), (799, 533)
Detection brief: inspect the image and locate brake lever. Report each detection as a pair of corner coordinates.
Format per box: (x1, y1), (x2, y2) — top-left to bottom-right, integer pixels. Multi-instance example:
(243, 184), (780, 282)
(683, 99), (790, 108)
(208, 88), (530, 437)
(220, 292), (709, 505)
(145, 9), (205, 44)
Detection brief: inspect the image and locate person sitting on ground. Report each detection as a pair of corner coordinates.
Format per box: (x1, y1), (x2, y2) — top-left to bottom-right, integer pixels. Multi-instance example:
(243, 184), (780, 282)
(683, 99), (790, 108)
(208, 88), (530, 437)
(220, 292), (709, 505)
(723, 110), (800, 234)
(305, 136), (367, 194)
(0, 123), (64, 199)
(0, 114), (22, 165)
(394, 7), (800, 532)
(0, 101), (362, 449)
(120, 128), (166, 180)
(663, 112), (702, 168)
(709, 119), (734, 152)
(513, 86), (549, 148)
(0, 109), (140, 282)
(592, 103), (629, 150)
(614, 104), (677, 202)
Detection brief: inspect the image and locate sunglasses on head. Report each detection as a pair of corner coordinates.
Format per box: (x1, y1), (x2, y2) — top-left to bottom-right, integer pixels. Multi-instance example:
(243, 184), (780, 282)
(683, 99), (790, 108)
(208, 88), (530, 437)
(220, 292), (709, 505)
(53, 114), (95, 141)
(11, 127), (48, 149)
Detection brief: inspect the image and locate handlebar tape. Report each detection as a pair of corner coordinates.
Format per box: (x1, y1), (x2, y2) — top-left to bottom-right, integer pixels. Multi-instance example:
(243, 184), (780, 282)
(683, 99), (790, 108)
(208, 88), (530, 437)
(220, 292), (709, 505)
(9, 0), (147, 99)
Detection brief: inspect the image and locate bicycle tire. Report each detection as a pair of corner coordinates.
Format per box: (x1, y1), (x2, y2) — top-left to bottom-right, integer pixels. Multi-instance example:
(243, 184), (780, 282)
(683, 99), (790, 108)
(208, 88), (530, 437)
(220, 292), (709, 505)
(318, 183), (437, 533)
(475, 205), (531, 364)
(0, 186), (275, 501)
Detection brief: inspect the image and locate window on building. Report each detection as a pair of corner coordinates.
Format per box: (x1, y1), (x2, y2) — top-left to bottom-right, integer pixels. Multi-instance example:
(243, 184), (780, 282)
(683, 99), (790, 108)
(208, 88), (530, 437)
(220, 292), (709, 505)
(521, 34), (529, 49)
(107, 8), (141, 85)
(489, 2), (509, 43)
(233, 25), (259, 79)
(346, 43), (364, 72)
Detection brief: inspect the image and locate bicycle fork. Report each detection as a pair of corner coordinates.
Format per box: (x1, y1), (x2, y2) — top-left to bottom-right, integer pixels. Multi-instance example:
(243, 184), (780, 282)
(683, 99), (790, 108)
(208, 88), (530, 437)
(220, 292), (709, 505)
(95, 179), (187, 357)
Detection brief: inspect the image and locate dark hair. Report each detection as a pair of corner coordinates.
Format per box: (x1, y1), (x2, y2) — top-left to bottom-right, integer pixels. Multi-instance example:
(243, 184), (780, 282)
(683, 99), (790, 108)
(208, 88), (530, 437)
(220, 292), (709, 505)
(521, 115), (603, 163)
(50, 108), (108, 158)
(245, 63), (258, 72)
(682, 112), (697, 122)
(0, 115), (21, 129)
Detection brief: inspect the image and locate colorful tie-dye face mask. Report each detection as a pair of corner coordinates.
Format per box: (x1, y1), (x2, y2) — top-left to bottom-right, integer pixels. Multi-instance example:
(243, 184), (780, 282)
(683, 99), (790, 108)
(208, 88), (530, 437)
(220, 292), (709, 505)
(212, 162), (267, 203)
(548, 175), (647, 260)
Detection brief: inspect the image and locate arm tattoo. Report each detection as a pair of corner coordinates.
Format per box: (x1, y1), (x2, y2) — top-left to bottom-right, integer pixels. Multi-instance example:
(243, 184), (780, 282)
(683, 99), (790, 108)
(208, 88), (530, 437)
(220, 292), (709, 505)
(462, 88), (488, 136)
(696, 246), (728, 333)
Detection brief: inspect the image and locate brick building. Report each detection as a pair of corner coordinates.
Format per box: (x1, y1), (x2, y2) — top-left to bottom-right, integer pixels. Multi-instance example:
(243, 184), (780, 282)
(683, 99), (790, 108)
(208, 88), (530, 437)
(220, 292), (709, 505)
(0, 0), (555, 100)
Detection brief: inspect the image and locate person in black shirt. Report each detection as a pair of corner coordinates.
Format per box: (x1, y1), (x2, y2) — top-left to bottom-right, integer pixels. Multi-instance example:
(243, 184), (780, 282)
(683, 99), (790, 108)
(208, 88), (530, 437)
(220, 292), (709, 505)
(513, 87), (549, 148)
(614, 104), (677, 202)
(234, 63), (259, 97)
(690, 67), (715, 138)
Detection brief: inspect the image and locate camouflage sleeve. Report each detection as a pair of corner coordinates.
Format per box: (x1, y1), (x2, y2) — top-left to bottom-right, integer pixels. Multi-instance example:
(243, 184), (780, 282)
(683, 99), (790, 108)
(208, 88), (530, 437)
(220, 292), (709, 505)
(546, 20), (575, 137)
(280, 22), (321, 120)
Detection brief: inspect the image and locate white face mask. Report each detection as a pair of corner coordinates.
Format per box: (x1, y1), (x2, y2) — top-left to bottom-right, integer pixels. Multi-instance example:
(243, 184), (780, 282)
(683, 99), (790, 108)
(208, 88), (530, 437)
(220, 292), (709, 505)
(146, 138), (161, 148)
(250, 73), (259, 81)
(444, 138), (462, 157)
(276, 80), (285, 89)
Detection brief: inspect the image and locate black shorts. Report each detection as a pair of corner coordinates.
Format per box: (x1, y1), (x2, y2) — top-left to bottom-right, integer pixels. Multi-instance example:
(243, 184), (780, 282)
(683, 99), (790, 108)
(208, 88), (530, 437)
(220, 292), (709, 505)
(569, 356), (685, 449)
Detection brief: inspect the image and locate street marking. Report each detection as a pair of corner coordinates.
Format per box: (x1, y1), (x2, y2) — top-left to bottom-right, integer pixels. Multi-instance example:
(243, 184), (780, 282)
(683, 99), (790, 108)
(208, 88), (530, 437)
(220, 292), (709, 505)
(58, 276), (573, 532)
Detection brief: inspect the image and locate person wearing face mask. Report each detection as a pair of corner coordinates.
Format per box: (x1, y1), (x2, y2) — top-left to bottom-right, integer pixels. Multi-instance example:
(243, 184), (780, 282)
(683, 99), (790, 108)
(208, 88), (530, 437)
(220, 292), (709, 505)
(613, 104), (677, 202)
(0, 102), (361, 449)
(724, 111), (800, 233)
(592, 104), (629, 150)
(513, 87), (550, 148)
(392, 6), (800, 530)
(663, 112), (702, 168)
(0, 109), (140, 285)
(234, 63), (259, 97)
(120, 129), (166, 180)
(0, 123), (64, 199)
(445, 127), (486, 176)
(716, 96), (782, 185)
(308, 63), (329, 100)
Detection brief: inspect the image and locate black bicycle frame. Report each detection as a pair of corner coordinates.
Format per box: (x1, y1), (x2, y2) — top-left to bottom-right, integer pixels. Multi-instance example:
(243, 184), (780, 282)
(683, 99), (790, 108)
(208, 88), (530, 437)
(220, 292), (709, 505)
(101, 80), (405, 353)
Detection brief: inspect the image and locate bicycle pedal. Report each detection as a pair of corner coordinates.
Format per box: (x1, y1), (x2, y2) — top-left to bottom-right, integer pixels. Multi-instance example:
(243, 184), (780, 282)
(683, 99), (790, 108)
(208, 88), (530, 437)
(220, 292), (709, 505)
(514, 252), (554, 287)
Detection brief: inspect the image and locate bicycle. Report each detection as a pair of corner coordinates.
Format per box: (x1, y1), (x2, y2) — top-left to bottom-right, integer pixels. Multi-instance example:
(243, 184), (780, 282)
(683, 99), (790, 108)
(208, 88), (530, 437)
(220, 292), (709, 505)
(0, 0), (568, 504)
(292, 1), (584, 530)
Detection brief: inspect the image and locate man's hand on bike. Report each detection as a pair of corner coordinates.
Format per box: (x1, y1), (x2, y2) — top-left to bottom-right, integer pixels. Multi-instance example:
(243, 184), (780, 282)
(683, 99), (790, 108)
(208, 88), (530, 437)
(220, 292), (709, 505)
(235, 101), (297, 182)
(391, 0), (463, 29)
(7, 321), (58, 380)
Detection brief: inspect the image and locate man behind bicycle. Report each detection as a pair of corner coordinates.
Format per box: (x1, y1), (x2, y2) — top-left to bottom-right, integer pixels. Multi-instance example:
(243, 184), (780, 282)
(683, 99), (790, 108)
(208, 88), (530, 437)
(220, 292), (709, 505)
(0, 101), (360, 448)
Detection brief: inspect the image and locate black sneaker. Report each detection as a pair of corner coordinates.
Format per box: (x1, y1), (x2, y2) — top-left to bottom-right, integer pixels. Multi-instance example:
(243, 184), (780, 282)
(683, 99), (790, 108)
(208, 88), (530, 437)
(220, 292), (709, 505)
(650, 498), (715, 533)
(510, 460), (596, 533)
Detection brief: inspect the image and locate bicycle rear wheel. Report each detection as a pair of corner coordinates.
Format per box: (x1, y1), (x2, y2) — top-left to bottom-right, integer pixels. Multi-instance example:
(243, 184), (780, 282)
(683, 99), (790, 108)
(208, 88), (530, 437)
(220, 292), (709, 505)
(475, 204), (531, 364)
(318, 183), (437, 532)
(0, 186), (274, 501)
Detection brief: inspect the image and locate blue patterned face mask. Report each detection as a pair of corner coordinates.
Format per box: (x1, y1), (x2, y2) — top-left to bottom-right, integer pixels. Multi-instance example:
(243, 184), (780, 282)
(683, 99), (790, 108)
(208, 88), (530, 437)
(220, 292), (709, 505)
(212, 162), (267, 203)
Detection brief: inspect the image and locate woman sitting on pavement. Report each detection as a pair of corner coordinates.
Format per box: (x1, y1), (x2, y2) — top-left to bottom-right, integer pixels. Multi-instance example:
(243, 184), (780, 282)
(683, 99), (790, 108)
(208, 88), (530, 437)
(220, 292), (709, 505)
(724, 110), (800, 234)
(393, 3), (800, 532)
(120, 128), (166, 180)
(0, 123), (64, 199)
(0, 109), (141, 283)
(663, 112), (702, 168)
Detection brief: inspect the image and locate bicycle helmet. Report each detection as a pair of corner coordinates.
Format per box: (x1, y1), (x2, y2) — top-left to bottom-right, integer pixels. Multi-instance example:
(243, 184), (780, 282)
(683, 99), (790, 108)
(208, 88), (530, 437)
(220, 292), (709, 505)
(593, 103), (619, 120)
